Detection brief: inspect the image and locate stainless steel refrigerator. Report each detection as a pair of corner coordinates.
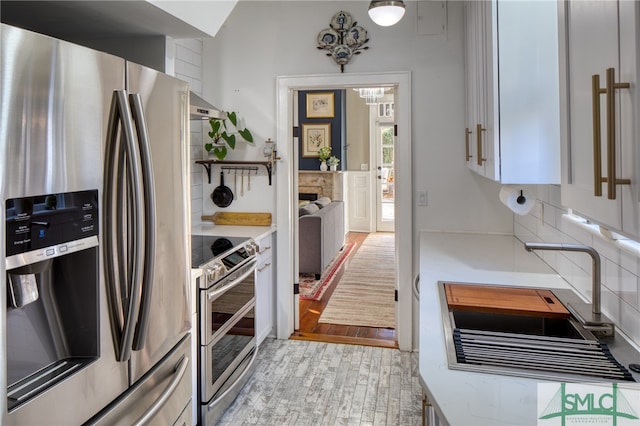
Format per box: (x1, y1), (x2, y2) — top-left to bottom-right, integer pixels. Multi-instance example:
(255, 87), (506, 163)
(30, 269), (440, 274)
(0, 24), (192, 425)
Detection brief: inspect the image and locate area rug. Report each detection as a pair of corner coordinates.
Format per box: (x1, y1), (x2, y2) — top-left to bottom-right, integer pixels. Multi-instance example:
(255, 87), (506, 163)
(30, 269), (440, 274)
(299, 243), (355, 301)
(319, 232), (395, 328)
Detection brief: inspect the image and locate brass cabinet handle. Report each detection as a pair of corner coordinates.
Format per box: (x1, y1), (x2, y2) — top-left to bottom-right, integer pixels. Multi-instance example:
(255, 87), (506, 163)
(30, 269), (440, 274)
(476, 123), (486, 166)
(592, 73), (605, 196)
(592, 68), (630, 199)
(465, 128), (472, 161)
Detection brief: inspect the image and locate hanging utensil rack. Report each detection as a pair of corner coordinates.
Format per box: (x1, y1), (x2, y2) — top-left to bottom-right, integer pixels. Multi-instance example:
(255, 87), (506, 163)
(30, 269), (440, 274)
(220, 165), (259, 174)
(195, 160), (274, 185)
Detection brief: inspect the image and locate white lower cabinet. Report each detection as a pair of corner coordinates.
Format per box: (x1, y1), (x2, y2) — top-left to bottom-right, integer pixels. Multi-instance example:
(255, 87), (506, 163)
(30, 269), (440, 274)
(255, 232), (275, 344)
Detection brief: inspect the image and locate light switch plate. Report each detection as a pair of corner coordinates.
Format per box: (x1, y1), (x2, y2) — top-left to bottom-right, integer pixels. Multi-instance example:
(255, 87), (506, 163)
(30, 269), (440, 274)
(418, 191), (428, 206)
(360, 164), (368, 171)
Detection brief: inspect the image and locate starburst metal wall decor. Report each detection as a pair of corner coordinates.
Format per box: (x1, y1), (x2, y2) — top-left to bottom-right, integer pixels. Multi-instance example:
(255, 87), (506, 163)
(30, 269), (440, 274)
(317, 11), (369, 73)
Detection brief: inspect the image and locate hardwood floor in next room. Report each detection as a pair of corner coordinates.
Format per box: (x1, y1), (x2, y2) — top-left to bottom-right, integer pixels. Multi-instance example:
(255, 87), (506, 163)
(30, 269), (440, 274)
(291, 232), (398, 349)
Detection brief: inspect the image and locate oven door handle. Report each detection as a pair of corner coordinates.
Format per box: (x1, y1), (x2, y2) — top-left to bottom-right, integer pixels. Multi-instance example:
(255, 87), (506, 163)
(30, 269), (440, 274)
(207, 258), (258, 301)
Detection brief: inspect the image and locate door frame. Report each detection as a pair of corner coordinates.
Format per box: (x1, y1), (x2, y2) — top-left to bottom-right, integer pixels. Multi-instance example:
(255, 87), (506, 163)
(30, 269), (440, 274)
(275, 71), (413, 351)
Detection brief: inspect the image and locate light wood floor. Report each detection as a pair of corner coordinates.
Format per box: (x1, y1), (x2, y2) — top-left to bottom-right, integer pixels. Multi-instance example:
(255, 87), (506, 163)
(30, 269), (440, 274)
(218, 338), (422, 425)
(291, 232), (398, 349)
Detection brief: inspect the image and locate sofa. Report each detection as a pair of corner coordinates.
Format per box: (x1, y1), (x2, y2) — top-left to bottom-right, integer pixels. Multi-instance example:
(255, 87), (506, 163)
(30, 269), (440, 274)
(298, 198), (345, 278)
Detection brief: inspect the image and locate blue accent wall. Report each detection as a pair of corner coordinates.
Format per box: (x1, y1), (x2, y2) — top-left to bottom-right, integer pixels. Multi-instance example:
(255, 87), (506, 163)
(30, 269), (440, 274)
(298, 90), (345, 170)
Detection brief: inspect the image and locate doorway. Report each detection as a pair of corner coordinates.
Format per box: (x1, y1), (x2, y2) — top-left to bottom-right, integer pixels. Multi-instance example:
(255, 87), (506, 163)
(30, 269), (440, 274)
(375, 118), (395, 232)
(275, 72), (413, 351)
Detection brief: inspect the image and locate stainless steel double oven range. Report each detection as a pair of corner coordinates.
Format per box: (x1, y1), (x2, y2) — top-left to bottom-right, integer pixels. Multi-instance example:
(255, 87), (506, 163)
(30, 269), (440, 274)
(192, 234), (259, 425)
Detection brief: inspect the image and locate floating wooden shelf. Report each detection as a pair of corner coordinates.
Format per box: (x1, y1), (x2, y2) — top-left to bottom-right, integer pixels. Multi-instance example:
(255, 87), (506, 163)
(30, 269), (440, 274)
(195, 160), (274, 185)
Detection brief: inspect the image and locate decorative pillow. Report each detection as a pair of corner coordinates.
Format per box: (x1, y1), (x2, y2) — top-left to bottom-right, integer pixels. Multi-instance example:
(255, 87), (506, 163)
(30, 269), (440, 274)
(298, 200), (310, 207)
(299, 203), (320, 217)
(313, 197), (331, 208)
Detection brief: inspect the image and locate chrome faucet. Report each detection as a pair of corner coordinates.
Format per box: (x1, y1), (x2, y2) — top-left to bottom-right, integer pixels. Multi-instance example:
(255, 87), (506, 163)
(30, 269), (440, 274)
(523, 242), (614, 336)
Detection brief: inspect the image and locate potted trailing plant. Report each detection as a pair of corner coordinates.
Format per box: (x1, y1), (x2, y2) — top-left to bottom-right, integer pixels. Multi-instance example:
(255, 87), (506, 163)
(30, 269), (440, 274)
(318, 146), (331, 171)
(205, 111), (254, 160)
(327, 155), (340, 171)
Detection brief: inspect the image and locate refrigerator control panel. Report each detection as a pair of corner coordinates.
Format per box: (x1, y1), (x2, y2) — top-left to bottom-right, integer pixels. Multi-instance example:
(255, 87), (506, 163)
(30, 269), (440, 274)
(5, 189), (98, 257)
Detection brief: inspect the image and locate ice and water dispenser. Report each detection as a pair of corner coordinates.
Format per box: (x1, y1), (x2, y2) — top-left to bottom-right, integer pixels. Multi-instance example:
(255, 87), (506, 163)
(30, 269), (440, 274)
(4, 190), (100, 411)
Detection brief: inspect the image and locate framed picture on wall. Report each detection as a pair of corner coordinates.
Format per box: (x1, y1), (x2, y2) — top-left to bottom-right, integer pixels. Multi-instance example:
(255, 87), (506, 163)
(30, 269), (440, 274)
(302, 123), (331, 157)
(305, 92), (335, 118)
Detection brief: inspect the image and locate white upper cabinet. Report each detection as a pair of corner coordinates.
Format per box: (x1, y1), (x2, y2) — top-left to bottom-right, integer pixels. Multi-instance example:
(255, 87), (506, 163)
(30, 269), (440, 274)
(2, 1), (236, 39)
(146, 0), (238, 38)
(464, 0), (561, 184)
(559, 0), (640, 239)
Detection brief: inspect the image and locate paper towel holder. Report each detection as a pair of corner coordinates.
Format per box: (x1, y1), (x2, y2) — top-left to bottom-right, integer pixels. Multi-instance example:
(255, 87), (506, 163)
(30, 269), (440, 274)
(516, 190), (526, 205)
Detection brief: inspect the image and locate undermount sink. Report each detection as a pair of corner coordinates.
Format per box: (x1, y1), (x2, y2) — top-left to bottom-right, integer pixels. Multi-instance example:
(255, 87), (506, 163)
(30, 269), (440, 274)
(439, 281), (637, 383)
(450, 309), (592, 340)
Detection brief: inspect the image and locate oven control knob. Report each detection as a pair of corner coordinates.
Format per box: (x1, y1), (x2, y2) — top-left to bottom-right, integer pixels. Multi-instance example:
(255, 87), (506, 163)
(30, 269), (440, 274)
(245, 242), (257, 256)
(206, 263), (223, 282)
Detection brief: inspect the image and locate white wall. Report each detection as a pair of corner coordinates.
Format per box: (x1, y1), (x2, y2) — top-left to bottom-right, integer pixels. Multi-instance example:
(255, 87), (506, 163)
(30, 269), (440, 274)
(201, 0), (513, 235)
(345, 90), (370, 171)
(515, 185), (640, 347)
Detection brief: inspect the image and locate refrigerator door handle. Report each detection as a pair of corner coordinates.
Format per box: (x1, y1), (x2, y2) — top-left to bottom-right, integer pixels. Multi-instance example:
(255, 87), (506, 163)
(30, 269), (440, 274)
(104, 90), (146, 362)
(128, 93), (156, 351)
(131, 356), (189, 426)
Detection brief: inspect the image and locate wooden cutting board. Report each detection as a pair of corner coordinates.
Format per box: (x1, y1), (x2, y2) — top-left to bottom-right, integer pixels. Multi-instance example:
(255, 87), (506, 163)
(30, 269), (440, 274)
(444, 282), (570, 318)
(201, 212), (272, 226)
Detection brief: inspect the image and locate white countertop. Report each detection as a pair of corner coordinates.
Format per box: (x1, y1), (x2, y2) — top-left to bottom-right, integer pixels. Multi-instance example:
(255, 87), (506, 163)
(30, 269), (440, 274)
(191, 223), (275, 242)
(419, 231), (571, 426)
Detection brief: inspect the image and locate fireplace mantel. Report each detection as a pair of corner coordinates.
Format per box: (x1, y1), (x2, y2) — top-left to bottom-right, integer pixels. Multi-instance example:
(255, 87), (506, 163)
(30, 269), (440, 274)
(298, 171), (344, 201)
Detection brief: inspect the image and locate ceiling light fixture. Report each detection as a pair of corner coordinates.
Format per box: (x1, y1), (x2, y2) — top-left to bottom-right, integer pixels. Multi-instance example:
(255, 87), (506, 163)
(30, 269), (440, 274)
(368, 0), (406, 27)
(354, 88), (386, 105)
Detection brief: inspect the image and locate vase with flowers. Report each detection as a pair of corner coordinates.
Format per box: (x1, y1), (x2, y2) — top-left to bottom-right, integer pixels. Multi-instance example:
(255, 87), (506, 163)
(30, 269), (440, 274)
(318, 146), (331, 171)
(327, 156), (340, 171)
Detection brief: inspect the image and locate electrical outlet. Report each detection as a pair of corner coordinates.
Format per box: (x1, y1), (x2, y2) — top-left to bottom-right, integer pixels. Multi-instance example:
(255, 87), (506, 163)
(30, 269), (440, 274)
(360, 163), (368, 171)
(418, 191), (428, 206)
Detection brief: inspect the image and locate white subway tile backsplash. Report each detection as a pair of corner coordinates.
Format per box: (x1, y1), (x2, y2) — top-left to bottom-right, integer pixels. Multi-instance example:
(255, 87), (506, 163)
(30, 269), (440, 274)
(178, 38), (203, 54)
(593, 237), (621, 267)
(542, 204), (557, 228)
(516, 213), (537, 236)
(556, 253), (574, 283)
(175, 60), (201, 80)
(563, 220), (593, 246)
(571, 261), (592, 300)
(522, 191), (640, 347)
(530, 185), (548, 203)
(514, 221), (536, 243)
(619, 296), (640, 345)
(192, 170), (203, 186)
(176, 44), (200, 66)
(540, 250), (559, 271)
(548, 185), (562, 208)
(188, 80), (202, 95)
(621, 249), (640, 277)
(604, 258), (640, 309)
(173, 38), (204, 226)
(537, 223), (562, 245)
